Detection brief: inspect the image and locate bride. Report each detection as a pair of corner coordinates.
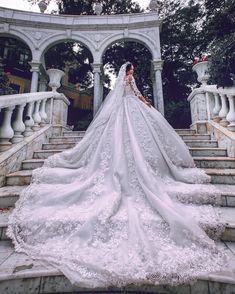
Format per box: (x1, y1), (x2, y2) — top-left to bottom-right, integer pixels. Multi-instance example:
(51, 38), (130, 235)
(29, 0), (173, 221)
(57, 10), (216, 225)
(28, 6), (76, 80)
(7, 62), (227, 288)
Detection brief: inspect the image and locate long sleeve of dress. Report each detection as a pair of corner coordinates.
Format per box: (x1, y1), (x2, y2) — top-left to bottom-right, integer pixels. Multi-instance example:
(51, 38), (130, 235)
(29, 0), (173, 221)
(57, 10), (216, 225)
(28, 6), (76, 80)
(128, 76), (143, 98)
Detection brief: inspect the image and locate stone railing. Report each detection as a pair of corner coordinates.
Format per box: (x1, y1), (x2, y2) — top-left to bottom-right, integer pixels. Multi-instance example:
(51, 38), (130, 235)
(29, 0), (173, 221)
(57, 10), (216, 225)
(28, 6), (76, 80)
(0, 91), (70, 151)
(188, 85), (235, 132)
(188, 61), (235, 133)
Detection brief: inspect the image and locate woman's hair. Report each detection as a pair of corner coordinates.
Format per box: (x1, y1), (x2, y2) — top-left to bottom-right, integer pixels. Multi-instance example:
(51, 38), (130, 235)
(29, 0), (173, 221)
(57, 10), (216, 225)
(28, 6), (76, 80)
(126, 62), (133, 75)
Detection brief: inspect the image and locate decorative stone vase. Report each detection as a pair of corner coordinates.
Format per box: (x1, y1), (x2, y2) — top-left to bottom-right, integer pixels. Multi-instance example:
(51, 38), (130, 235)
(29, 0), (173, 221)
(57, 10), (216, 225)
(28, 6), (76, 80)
(38, 0), (48, 13)
(93, 2), (103, 15)
(149, 0), (160, 12)
(46, 69), (65, 92)
(192, 61), (210, 86)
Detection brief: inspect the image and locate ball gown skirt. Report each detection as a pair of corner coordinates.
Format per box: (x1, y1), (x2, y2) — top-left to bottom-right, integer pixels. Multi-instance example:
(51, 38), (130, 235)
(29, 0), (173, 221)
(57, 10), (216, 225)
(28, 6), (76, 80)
(6, 77), (228, 288)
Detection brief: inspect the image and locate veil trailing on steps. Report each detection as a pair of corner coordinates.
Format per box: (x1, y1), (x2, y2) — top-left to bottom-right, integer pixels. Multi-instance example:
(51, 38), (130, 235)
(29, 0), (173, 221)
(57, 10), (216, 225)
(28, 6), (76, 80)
(6, 62), (228, 288)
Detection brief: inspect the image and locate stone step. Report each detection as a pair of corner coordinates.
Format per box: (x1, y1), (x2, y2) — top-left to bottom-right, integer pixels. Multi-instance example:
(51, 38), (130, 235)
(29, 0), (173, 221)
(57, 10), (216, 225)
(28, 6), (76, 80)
(49, 136), (83, 144)
(6, 171), (32, 186)
(205, 169), (235, 185)
(22, 159), (44, 170)
(63, 131), (86, 137)
(184, 140), (218, 148)
(221, 207), (235, 241)
(0, 240), (234, 294)
(42, 143), (75, 150)
(180, 134), (211, 141)
(175, 129), (196, 135)
(0, 186), (25, 207)
(33, 150), (63, 159)
(189, 147), (227, 157)
(195, 157), (235, 169)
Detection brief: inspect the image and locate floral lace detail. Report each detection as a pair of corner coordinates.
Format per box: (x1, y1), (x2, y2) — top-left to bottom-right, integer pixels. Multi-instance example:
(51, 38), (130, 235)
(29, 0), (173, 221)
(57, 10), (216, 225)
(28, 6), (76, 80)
(124, 75), (142, 98)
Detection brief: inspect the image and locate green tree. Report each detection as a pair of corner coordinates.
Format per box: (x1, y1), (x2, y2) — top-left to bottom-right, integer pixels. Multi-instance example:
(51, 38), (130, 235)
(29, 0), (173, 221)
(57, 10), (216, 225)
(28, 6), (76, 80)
(160, 0), (205, 127)
(202, 0), (235, 87)
(0, 57), (16, 95)
(57, 0), (141, 15)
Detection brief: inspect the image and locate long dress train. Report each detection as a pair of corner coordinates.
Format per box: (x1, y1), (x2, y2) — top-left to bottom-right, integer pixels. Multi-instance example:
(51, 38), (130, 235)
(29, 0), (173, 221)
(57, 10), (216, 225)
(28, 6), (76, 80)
(7, 63), (228, 288)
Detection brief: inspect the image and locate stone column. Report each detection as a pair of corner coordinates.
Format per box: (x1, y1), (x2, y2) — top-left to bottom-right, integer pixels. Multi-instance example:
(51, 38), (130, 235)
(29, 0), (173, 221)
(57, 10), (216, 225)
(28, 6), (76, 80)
(151, 70), (157, 109)
(100, 76), (104, 103)
(92, 63), (102, 117)
(39, 77), (48, 92)
(152, 60), (164, 116)
(29, 61), (41, 93)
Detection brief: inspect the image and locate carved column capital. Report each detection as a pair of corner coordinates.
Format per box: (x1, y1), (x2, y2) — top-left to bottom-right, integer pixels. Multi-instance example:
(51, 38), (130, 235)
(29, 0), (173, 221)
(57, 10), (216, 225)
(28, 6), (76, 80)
(29, 61), (41, 73)
(152, 59), (164, 72)
(91, 63), (103, 74)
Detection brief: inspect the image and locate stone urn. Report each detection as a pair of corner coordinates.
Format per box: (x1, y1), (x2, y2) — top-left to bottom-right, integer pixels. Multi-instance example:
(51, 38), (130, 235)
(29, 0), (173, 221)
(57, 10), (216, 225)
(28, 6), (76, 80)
(149, 0), (160, 12)
(38, 0), (48, 13)
(192, 61), (210, 86)
(46, 69), (65, 92)
(93, 2), (103, 15)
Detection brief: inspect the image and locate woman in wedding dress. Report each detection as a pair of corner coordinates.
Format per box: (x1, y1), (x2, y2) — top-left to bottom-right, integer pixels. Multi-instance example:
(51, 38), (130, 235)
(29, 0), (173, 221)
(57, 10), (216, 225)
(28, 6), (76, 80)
(7, 62), (228, 288)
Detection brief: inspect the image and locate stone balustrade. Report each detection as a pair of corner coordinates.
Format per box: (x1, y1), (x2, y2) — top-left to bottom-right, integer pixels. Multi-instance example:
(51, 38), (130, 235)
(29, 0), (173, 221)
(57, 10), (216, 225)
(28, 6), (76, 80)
(188, 85), (235, 132)
(0, 91), (70, 151)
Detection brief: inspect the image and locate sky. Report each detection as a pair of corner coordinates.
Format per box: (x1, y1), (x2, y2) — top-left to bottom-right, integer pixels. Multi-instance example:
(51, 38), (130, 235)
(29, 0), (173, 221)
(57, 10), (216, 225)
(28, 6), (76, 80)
(0, 0), (150, 13)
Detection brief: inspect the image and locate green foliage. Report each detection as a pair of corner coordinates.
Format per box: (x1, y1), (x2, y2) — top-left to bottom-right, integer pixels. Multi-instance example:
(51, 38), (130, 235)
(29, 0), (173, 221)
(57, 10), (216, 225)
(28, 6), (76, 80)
(159, 0), (205, 127)
(0, 58), (16, 95)
(44, 42), (93, 87)
(57, 0), (141, 15)
(208, 35), (235, 87)
(103, 41), (153, 99)
(202, 0), (235, 87)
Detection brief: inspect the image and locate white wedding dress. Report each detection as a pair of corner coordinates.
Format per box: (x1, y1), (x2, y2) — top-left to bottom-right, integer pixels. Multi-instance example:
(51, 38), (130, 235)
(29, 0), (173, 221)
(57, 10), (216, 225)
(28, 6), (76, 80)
(7, 63), (228, 288)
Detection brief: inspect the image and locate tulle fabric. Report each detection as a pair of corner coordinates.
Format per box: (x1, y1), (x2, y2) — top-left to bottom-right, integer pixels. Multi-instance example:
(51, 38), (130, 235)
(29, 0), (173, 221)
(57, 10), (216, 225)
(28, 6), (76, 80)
(7, 63), (228, 288)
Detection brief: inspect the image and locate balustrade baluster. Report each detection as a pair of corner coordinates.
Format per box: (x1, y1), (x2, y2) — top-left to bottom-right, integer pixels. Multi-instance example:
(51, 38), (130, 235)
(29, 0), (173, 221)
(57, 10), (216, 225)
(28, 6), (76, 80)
(24, 102), (35, 137)
(11, 103), (26, 143)
(219, 94), (229, 127)
(0, 106), (15, 151)
(212, 93), (221, 122)
(226, 94), (235, 132)
(39, 99), (48, 126)
(32, 100), (42, 131)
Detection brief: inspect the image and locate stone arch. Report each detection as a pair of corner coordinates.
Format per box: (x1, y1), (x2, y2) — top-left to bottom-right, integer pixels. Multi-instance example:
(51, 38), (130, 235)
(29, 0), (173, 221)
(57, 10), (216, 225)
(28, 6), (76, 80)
(38, 33), (96, 63)
(98, 32), (157, 63)
(0, 29), (35, 57)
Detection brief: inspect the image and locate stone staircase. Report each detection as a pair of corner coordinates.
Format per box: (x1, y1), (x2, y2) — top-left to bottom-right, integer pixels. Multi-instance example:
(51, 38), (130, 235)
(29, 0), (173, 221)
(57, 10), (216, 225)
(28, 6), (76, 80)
(0, 129), (235, 293)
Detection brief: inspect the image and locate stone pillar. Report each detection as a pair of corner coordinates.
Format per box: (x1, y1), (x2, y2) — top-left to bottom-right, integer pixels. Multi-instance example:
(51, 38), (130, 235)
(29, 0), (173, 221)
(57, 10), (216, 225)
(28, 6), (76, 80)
(100, 76), (104, 103)
(29, 62), (41, 93)
(151, 70), (157, 109)
(152, 60), (164, 116)
(92, 63), (102, 117)
(39, 77), (48, 92)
